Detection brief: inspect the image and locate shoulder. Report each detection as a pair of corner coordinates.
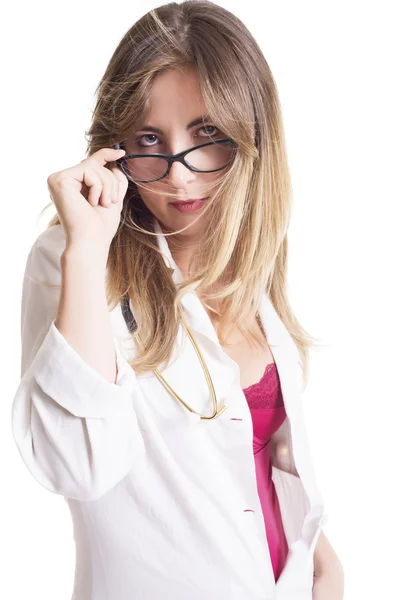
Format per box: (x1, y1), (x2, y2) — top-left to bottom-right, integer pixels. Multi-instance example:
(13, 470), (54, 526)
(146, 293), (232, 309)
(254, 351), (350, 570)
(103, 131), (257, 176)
(33, 223), (66, 257)
(25, 224), (66, 283)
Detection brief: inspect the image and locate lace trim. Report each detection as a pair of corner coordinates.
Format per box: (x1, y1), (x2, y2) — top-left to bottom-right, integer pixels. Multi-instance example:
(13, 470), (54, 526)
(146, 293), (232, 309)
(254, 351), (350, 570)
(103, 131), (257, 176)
(242, 362), (284, 409)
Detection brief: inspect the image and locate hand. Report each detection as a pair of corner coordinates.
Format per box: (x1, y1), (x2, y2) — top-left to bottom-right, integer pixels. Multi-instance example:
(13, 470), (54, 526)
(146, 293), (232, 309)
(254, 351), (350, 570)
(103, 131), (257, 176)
(46, 147), (128, 250)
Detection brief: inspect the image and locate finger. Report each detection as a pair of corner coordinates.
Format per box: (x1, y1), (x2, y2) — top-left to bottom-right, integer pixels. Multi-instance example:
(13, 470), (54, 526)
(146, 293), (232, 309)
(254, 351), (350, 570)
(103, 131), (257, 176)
(88, 162), (117, 207)
(87, 151), (126, 205)
(105, 167), (122, 203)
(101, 166), (120, 206)
(82, 168), (104, 207)
(109, 166), (129, 203)
(92, 147), (126, 166)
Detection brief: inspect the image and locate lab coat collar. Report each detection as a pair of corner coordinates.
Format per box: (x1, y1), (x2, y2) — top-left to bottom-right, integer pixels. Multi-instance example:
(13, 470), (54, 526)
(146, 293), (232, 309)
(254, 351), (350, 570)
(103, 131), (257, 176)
(153, 218), (183, 284)
(153, 218), (224, 347)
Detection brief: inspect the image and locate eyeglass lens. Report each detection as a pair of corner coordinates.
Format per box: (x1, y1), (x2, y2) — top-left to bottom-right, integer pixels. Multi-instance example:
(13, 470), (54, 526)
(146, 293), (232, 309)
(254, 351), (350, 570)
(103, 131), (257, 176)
(121, 141), (234, 182)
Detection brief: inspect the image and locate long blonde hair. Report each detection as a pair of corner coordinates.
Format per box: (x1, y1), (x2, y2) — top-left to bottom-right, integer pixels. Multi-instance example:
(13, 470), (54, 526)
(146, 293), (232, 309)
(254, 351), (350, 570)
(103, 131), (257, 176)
(41, 0), (321, 388)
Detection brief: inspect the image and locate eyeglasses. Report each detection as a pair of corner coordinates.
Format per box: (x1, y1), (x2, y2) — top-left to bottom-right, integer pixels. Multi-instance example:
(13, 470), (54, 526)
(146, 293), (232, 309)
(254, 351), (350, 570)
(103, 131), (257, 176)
(113, 138), (237, 183)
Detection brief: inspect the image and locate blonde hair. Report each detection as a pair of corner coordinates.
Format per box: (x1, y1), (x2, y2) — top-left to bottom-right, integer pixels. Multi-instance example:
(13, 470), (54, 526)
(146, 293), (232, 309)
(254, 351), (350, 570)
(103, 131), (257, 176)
(41, 0), (322, 388)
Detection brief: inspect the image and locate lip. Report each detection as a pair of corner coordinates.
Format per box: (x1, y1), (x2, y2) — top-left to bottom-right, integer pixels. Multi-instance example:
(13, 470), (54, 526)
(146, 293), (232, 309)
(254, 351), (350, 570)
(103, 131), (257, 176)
(170, 197), (209, 213)
(170, 197), (208, 205)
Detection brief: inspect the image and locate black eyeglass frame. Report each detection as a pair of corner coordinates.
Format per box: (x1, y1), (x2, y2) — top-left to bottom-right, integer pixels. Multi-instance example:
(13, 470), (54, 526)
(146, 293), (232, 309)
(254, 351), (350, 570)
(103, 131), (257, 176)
(113, 137), (238, 183)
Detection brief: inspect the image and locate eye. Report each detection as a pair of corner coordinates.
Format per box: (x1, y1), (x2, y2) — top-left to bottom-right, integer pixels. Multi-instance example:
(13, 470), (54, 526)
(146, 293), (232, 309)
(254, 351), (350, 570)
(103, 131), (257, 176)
(135, 133), (159, 147)
(197, 125), (221, 138)
(134, 125), (222, 148)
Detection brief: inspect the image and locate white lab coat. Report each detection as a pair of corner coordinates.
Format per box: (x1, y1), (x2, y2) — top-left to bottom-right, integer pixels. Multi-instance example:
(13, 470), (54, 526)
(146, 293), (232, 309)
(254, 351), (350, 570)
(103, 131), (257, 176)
(11, 219), (328, 600)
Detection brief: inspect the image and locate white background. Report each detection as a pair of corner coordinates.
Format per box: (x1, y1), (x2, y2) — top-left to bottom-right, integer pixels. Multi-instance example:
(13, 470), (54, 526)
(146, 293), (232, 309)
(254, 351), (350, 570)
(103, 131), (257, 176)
(2, 1), (399, 598)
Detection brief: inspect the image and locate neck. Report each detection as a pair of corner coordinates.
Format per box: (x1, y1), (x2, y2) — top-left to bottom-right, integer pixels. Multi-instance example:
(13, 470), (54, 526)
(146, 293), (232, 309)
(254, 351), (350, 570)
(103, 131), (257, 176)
(169, 246), (193, 281)
(162, 227), (197, 280)
(159, 223), (223, 317)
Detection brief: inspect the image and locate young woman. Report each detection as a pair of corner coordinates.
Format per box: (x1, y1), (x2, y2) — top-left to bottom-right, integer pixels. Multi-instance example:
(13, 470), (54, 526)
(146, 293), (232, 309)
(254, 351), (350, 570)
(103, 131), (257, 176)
(11, 1), (344, 599)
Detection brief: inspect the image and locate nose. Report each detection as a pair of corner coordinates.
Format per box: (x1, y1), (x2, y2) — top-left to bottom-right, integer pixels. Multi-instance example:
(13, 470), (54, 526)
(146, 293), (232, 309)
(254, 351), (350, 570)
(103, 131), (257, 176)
(166, 158), (197, 187)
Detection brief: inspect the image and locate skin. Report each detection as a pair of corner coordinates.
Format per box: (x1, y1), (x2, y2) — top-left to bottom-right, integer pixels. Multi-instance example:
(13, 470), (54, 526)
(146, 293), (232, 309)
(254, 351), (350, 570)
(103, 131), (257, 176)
(123, 66), (221, 276)
(125, 67), (277, 390)
(313, 530), (345, 598)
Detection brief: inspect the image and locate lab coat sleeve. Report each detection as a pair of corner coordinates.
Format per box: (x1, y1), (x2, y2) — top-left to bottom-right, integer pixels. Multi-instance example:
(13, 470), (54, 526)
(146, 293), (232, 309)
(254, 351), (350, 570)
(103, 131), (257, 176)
(11, 226), (145, 502)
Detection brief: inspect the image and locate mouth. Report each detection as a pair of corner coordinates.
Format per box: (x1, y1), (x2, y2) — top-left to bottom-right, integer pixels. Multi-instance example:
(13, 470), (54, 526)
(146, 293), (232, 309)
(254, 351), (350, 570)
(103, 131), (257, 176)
(170, 197), (209, 205)
(170, 197), (210, 213)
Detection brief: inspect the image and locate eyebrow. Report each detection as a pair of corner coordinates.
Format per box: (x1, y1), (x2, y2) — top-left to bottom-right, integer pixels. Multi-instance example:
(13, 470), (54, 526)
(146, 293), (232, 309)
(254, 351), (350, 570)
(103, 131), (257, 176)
(136, 115), (212, 134)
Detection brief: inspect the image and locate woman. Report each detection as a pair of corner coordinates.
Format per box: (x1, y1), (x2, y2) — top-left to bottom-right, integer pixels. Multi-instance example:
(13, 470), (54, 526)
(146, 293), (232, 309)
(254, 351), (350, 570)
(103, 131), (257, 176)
(11, 1), (344, 599)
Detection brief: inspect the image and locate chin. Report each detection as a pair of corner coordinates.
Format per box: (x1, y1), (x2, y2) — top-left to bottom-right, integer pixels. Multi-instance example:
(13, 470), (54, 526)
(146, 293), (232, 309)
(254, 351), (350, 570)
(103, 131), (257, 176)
(143, 200), (206, 235)
(165, 213), (205, 236)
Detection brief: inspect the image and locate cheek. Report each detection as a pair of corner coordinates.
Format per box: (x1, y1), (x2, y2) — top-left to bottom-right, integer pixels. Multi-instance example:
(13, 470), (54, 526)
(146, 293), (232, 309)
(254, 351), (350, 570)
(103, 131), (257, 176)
(137, 185), (161, 204)
(137, 189), (169, 217)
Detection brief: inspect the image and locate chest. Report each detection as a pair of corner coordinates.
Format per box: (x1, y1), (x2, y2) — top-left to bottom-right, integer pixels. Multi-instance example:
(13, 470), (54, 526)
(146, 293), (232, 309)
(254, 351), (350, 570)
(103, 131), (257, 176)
(118, 289), (323, 506)
(206, 311), (275, 390)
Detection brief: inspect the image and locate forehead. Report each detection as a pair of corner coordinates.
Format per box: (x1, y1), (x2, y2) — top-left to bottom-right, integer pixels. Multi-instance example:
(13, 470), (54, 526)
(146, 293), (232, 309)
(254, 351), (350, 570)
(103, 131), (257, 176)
(141, 68), (208, 130)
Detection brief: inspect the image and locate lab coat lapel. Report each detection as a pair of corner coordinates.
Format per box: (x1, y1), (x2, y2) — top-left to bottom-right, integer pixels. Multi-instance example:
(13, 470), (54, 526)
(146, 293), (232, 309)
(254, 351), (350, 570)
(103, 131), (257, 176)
(152, 220), (300, 417)
(153, 220), (298, 421)
(258, 293), (325, 513)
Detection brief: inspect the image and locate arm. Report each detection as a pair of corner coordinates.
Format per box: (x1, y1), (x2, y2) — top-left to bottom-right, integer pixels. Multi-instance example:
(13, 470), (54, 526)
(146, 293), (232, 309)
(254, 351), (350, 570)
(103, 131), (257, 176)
(312, 529), (345, 600)
(11, 226), (145, 501)
(56, 243), (117, 383)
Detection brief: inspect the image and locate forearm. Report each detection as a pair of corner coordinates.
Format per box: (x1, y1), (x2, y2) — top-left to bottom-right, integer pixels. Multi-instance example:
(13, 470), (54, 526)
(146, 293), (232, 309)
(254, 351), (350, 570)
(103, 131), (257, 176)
(56, 245), (117, 384)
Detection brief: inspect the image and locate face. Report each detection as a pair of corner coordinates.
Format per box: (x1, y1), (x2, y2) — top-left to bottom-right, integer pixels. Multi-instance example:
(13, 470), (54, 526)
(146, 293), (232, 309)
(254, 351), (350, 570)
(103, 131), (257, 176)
(123, 67), (226, 242)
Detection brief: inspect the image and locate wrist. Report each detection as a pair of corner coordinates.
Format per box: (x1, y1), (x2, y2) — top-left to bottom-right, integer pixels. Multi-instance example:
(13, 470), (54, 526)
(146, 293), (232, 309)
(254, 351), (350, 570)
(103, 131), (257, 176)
(62, 243), (110, 268)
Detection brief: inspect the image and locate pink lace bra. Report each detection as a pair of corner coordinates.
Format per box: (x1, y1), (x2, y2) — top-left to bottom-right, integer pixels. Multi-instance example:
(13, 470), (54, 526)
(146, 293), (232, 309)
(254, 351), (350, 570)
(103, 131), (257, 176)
(242, 361), (289, 582)
(242, 361), (286, 453)
(242, 362), (284, 409)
